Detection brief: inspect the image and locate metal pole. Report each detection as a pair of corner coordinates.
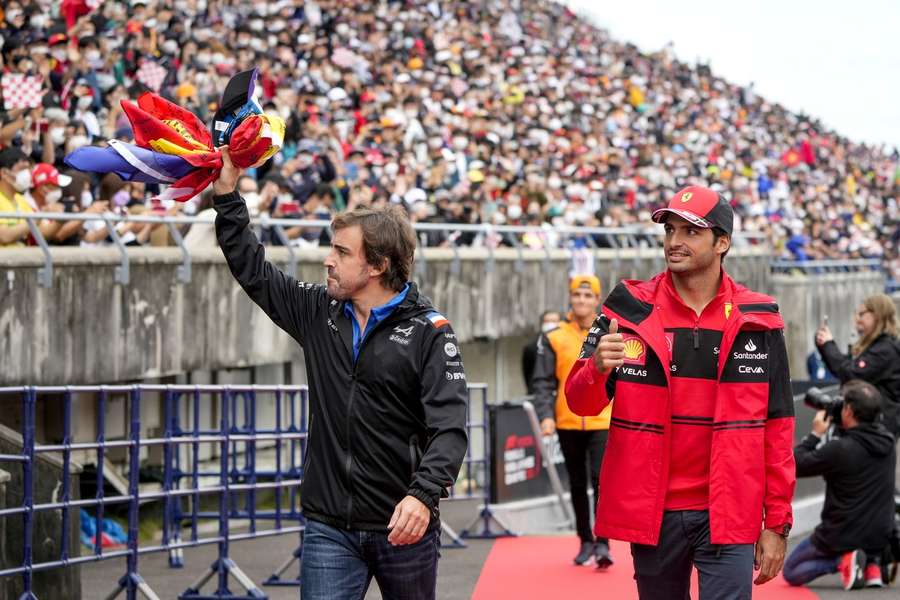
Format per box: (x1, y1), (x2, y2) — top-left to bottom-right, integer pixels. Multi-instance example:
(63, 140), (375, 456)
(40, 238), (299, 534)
(522, 400), (575, 528)
(18, 387), (37, 600)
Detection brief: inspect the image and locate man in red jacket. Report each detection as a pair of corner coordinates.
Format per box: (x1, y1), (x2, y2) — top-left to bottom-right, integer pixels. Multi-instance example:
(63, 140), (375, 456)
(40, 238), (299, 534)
(565, 186), (795, 599)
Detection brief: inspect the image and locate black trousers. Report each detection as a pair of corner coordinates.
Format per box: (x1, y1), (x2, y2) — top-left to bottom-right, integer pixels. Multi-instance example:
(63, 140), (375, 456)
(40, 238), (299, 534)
(557, 428), (608, 544)
(631, 511), (754, 600)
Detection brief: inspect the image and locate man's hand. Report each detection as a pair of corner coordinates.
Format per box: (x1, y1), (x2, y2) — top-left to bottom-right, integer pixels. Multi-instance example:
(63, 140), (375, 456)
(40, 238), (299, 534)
(213, 146), (242, 196)
(540, 418), (556, 437)
(753, 529), (787, 585)
(811, 410), (830, 436)
(814, 325), (833, 346)
(593, 318), (625, 374)
(387, 495), (431, 546)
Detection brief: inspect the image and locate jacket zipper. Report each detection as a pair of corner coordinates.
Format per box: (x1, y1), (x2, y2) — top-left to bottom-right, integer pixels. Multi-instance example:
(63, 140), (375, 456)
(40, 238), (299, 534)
(692, 317), (700, 350)
(345, 373), (357, 529)
(341, 304), (426, 528)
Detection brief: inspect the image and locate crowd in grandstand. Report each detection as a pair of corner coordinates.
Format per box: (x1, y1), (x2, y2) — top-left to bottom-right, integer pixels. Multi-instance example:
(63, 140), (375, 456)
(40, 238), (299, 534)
(0, 0), (898, 278)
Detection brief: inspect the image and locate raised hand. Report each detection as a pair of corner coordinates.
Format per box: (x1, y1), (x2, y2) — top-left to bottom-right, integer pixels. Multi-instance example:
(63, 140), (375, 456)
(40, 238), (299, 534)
(213, 145), (243, 195)
(593, 318), (625, 375)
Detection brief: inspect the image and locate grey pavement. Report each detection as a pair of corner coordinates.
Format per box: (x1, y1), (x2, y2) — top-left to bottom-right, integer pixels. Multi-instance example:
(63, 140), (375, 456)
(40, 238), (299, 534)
(79, 531), (897, 600)
(81, 532), (493, 600)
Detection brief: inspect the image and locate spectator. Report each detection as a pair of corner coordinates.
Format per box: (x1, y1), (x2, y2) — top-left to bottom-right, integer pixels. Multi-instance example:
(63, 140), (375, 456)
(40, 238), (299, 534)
(0, 0), (894, 268)
(0, 146), (43, 246)
(522, 309), (562, 395)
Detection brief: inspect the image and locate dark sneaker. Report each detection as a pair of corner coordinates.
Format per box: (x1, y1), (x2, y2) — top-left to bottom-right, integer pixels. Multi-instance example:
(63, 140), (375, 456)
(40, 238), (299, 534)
(594, 542), (614, 570)
(838, 550), (865, 590)
(573, 541), (594, 565)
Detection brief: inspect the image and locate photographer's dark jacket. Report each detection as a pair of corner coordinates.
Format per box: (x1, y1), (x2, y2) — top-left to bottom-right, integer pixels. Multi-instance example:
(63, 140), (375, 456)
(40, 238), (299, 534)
(818, 334), (900, 434)
(214, 191), (468, 531)
(795, 424), (896, 553)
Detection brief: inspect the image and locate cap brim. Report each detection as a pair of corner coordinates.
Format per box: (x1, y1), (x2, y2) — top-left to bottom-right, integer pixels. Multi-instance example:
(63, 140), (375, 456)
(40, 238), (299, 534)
(57, 174), (73, 187)
(651, 208), (712, 228)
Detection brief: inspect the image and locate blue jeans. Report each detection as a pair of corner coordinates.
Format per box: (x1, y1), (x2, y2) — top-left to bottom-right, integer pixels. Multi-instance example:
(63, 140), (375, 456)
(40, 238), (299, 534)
(300, 518), (441, 600)
(783, 536), (839, 586)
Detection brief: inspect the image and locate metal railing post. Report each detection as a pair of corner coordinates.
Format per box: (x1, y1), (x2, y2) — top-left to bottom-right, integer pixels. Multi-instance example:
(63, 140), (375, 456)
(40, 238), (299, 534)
(18, 387), (37, 600)
(25, 216), (53, 288)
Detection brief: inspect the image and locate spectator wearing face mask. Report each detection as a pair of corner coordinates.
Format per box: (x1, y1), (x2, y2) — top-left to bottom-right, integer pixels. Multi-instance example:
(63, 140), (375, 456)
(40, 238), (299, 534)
(25, 162), (80, 243)
(523, 309), (563, 395)
(0, 147), (59, 246)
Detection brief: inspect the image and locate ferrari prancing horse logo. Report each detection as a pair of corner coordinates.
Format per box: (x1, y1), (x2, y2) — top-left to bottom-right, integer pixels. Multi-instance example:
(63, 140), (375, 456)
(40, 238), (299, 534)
(680, 192), (693, 203)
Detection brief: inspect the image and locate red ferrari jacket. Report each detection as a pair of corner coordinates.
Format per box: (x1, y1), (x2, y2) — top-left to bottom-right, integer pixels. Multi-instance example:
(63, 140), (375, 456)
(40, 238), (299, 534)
(565, 271), (795, 545)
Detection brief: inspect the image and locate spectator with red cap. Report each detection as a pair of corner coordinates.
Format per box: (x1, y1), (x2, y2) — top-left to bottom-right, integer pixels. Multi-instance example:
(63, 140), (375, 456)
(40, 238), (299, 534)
(565, 185), (795, 599)
(27, 162), (91, 244)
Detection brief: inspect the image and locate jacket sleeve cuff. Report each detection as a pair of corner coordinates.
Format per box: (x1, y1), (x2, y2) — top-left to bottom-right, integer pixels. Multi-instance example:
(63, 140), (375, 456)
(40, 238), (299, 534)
(213, 191), (243, 207)
(764, 510), (793, 530)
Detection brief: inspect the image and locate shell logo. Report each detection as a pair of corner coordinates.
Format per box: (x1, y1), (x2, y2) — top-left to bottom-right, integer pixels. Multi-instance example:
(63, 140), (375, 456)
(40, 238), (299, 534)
(623, 338), (645, 363)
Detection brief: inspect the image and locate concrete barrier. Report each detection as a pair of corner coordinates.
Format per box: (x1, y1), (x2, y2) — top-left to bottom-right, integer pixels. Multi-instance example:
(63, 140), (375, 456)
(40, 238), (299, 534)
(772, 270), (886, 379)
(0, 245), (770, 387)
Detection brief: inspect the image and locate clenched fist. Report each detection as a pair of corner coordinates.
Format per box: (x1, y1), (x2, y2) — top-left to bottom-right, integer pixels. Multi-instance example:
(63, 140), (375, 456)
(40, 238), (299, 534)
(592, 318), (625, 375)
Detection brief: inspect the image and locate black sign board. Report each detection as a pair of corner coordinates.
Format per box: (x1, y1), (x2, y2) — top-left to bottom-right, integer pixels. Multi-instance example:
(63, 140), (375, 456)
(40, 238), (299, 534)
(490, 402), (569, 503)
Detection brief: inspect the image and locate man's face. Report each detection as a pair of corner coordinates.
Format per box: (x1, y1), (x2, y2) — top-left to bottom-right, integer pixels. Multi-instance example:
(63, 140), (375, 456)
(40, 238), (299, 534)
(324, 225), (375, 300)
(570, 286), (600, 320)
(663, 215), (728, 275)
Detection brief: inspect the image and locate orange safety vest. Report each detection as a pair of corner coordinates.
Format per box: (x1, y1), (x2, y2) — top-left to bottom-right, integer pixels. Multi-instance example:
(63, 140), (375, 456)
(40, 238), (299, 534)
(546, 319), (611, 430)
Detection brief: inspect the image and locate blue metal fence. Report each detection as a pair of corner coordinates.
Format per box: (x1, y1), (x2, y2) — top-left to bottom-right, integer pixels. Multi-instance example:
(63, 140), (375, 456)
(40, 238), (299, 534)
(0, 383), (494, 599)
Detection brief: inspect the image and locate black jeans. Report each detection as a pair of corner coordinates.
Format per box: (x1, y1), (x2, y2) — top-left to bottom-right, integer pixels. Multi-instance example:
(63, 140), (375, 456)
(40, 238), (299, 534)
(631, 510), (754, 600)
(557, 428), (608, 544)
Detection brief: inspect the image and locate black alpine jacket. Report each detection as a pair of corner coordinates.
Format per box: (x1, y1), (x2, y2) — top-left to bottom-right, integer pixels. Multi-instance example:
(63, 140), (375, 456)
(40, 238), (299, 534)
(214, 191), (469, 531)
(795, 423), (896, 554)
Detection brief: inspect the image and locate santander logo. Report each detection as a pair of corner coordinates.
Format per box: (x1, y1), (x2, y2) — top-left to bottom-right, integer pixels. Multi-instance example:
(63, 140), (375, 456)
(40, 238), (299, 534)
(745, 339), (757, 352)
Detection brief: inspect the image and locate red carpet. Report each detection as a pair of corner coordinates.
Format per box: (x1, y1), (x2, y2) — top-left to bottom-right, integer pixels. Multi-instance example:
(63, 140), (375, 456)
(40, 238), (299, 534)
(472, 537), (820, 599)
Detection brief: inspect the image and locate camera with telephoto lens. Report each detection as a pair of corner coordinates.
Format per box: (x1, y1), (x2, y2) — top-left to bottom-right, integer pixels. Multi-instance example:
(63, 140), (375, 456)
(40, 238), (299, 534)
(804, 387), (844, 428)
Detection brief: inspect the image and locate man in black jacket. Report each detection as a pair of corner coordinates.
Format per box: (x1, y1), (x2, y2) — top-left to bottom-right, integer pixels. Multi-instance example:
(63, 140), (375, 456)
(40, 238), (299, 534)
(212, 147), (468, 600)
(784, 380), (896, 590)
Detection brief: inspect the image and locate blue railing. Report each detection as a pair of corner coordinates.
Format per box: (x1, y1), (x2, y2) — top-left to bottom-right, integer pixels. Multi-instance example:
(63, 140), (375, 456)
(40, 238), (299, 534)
(0, 383), (493, 599)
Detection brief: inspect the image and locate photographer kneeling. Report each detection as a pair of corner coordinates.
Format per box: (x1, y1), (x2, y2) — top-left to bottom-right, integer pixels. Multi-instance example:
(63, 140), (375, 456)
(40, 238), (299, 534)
(784, 380), (896, 590)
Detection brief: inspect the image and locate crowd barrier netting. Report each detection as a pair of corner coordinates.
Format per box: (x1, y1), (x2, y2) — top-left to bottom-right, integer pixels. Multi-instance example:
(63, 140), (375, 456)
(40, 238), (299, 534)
(0, 383), (494, 599)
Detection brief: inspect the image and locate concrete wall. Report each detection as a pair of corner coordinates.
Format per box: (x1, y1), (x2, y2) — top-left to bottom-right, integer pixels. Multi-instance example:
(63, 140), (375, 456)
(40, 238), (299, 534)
(0, 245), (770, 387)
(772, 270), (886, 379)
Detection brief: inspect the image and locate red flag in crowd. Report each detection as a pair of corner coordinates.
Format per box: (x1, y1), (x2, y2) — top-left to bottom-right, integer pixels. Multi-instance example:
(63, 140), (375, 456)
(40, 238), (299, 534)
(781, 148), (802, 168)
(61, 0), (102, 30)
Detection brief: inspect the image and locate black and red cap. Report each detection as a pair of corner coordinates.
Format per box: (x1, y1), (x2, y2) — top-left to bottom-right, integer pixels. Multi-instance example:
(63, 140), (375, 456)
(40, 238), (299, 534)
(651, 186), (733, 236)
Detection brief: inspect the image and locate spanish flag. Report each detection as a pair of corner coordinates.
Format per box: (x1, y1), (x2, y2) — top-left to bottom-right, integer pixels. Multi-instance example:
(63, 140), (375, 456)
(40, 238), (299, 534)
(64, 70), (284, 202)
